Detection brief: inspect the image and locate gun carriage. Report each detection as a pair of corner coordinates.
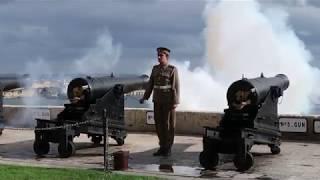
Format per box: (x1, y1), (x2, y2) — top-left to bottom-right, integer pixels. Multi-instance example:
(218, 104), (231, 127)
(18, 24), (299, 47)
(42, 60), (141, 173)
(199, 74), (289, 171)
(33, 74), (148, 157)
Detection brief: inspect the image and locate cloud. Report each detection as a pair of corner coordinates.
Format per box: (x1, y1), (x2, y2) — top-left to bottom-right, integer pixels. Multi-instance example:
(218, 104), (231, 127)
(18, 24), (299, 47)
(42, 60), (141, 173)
(260, 0), (308, 7)
(0, 0), (207, 73)
(0, 0), (319, 80)
(0, 0), (15, 5)
(73, 30), (122, 74)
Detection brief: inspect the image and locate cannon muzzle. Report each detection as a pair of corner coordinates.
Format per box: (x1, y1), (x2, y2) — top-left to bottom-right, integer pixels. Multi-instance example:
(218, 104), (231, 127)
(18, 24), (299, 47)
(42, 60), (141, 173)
(227, 74), (290, 110)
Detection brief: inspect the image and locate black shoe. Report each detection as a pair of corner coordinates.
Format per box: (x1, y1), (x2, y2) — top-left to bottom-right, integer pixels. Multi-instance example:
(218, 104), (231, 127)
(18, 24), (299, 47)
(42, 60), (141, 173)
(153, 149), (164, 156)
(162, 149), (171, 157)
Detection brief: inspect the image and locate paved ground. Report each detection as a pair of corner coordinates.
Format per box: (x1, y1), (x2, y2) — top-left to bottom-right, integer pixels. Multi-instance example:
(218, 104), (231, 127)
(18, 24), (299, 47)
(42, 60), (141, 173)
(1, 129), (320, 179)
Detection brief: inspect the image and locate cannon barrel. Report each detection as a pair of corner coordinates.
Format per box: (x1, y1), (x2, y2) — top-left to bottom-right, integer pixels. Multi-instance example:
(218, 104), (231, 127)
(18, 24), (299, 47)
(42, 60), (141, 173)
(227, 74), (289, 108)
(0, 74), (29, 91)
(67, 74), (149, 103)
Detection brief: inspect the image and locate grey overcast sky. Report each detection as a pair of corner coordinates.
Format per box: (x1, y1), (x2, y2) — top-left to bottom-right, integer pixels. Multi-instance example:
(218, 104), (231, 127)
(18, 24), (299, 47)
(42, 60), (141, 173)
(0, 0), (319, 75)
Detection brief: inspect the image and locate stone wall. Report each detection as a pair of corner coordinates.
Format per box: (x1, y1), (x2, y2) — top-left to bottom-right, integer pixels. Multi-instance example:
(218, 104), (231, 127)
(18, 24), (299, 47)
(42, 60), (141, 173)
(3, 105), (320, 140)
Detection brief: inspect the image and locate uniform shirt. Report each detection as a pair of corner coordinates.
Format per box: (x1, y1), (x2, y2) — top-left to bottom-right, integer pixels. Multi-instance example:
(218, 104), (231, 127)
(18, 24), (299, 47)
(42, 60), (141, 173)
(143, 64), (180, 104)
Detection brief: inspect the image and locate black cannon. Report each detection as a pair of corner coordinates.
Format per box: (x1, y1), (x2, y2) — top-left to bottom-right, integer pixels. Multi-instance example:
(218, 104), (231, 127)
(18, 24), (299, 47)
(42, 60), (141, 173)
(33, 74), (148, 158)
(199, 74), (289, 171)
(0, 74), (29, 135)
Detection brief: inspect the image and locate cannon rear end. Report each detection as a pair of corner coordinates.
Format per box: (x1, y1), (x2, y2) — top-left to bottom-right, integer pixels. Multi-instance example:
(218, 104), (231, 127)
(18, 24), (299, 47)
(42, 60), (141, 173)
(0, 74), (29, 135)
(200, 74), (289, 171)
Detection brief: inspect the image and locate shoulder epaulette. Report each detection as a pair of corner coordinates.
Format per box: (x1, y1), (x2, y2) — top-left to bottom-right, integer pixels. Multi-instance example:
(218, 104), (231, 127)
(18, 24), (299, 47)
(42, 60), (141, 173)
(168, 65), (175, 70)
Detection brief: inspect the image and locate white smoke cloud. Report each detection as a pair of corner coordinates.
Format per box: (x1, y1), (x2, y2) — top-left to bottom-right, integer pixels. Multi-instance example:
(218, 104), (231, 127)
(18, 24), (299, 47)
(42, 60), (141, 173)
(7, 58), (53, 127)
(171, 60), (227, 111)
(171, 0), (320, 114)
(73, 30), (122, 74)
(25, 57), (53, 78)
(7, 30), (123, 127)
(21, 29), (122, 105)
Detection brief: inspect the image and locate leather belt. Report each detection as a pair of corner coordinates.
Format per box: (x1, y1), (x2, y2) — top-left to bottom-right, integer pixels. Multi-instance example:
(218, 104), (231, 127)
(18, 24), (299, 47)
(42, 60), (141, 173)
(154, 85), (172, 90)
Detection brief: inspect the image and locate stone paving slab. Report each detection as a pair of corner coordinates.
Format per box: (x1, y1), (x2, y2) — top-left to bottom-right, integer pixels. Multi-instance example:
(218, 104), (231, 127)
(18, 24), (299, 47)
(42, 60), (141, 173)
(1, 129), (320, 179)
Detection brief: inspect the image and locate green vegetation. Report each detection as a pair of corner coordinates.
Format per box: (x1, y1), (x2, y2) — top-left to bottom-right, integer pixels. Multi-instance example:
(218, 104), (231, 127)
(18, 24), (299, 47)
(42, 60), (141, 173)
(0, 164), (159, 180)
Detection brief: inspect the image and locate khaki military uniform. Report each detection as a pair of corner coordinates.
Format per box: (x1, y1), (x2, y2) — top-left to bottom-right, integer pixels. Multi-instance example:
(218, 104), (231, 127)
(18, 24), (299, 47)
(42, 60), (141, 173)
(143, 64), (180, 152)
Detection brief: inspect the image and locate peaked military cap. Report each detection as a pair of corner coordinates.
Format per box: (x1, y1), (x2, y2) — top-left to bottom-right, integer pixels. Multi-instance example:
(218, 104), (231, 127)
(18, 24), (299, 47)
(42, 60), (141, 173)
(157, 47), (171, 55)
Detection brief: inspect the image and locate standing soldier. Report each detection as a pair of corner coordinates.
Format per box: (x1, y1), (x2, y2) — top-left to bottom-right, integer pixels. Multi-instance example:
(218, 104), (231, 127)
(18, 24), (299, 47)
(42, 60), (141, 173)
(140, 47), (180, 157)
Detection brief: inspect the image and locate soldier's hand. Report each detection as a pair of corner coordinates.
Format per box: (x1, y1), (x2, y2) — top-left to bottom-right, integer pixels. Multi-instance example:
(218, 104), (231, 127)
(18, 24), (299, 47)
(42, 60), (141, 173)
(172, 104), (178, 109)
(139, 98), (145, 104)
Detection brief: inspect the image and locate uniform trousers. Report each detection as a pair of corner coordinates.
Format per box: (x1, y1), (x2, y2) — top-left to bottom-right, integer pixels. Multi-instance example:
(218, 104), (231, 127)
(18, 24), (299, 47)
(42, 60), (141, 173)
(154, 102), (176, 151)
